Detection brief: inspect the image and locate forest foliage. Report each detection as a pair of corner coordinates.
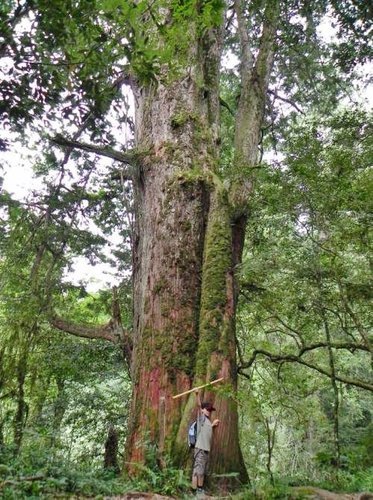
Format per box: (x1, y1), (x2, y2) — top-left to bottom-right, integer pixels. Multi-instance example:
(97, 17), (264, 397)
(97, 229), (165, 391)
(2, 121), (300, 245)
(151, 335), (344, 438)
(0, 0), (372, 497)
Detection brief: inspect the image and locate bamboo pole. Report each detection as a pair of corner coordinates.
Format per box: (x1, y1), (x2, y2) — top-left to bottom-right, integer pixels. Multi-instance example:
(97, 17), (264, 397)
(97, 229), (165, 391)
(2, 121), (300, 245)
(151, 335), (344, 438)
(172, 377), (224, 399)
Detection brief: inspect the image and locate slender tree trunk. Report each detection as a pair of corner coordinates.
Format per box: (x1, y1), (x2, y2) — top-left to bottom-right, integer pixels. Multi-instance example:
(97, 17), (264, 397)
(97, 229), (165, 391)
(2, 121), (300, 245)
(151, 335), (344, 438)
(104, 425), (119, 473)
(320, 306), (341, 467)
(0, 350), (5, 450)
(13, 354), (28, 454)
(264, 417), (277, 485)
(50, 378), (67, 451)
(28, 376), (50, 430)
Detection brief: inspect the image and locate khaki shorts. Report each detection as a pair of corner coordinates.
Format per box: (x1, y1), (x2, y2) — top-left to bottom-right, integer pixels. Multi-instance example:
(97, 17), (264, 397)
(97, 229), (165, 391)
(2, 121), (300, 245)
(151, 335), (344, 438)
(192, 448), (209, 477)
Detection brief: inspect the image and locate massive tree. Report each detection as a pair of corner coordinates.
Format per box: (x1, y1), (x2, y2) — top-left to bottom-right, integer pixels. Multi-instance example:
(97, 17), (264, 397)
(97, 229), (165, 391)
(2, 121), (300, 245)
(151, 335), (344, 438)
(1, 0), (371, 480)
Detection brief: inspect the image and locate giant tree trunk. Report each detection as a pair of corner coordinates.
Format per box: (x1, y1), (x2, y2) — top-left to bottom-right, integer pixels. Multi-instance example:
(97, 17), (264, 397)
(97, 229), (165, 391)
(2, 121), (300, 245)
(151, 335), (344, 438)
(123, 0), (278, 482)
(124, 4), (249, 479)
(127, 72), (211, 468)
(128, 62), (220, 464)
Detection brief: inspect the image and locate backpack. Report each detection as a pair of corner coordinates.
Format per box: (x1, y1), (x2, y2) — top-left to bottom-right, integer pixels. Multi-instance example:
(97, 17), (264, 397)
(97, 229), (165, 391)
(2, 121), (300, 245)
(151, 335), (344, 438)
(188, 420), (198, 448)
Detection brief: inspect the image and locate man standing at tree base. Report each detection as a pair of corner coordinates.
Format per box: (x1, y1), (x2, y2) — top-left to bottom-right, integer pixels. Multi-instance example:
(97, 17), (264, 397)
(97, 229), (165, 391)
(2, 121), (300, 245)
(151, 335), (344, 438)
(192, 391), (220, 496)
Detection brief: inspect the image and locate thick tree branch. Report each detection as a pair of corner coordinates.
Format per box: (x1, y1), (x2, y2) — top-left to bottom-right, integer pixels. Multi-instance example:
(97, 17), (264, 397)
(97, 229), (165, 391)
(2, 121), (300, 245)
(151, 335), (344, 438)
(238, 347), (373, 392)
(234, 0), (254, 88)
(230, 0), (279, 213)
(50, 288), (133, 371)
(50, 135), (137, 176)
(50, 315), (120, 343)
(300, 341), (370, 355)
(255, 0), (280, 91)
(0, 475), (45, 490)
(50, 314), (134, 369)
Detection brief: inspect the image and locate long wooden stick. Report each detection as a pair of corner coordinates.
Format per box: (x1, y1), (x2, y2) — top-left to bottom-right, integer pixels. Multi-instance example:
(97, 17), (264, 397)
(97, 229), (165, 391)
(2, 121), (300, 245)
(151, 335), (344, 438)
(172, 377), (224, 399)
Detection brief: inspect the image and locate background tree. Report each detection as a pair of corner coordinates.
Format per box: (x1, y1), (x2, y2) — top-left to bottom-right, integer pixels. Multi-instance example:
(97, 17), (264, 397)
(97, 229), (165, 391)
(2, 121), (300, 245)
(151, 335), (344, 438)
(237, 107), (372, 487)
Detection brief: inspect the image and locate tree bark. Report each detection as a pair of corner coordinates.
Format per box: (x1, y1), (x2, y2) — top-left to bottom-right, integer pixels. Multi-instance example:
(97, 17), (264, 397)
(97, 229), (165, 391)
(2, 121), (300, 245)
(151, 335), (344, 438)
(127, 64), (219, 471)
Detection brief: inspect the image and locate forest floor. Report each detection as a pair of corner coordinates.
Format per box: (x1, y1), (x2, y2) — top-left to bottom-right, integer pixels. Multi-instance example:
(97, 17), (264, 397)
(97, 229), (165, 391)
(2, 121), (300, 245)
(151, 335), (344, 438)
(107, 488), (373, 499)
(290, 487), (373, 499)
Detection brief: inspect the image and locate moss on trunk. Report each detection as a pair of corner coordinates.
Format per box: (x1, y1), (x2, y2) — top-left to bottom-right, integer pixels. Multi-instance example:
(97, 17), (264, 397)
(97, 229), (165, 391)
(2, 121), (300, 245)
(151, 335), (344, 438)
(193, 191), (248, 483)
